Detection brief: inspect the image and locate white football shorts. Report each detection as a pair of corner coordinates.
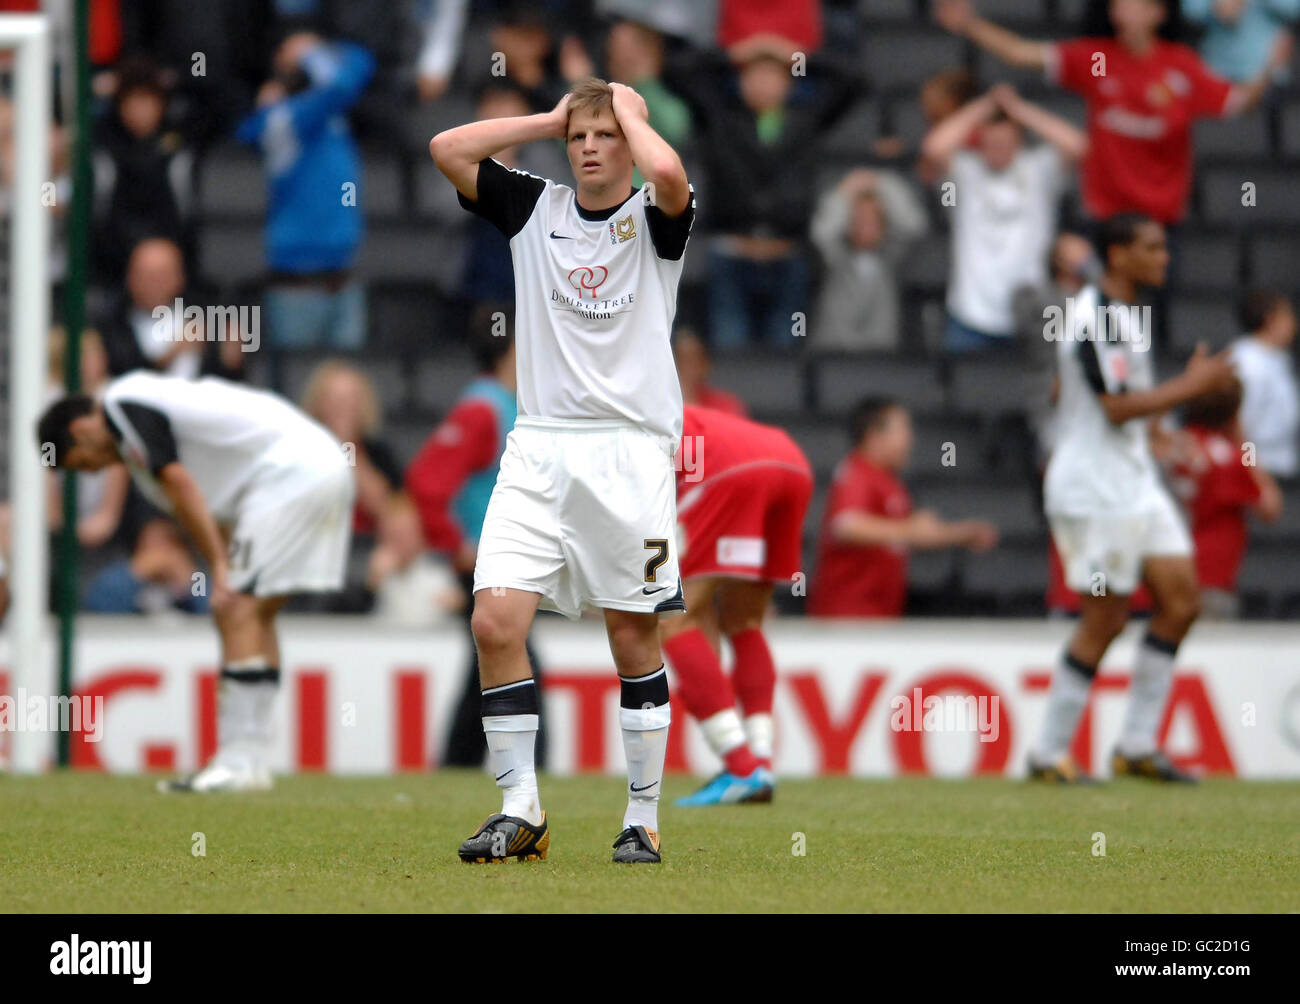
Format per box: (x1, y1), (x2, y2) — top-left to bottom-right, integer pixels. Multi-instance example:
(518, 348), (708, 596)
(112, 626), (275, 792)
(474, 417), (684, 619)
(1048, 488), (1192, 596)
(226, 457), (355, 598)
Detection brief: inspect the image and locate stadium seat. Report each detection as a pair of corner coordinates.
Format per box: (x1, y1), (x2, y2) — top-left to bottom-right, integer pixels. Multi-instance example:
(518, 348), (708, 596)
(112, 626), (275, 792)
(1244, 234), (1300, 291)
(1201, 169), (1300, 226)
(1237, 544), (1300, 617)
(861, 0), (919, 23)
(416, 160), (474, 225)
(820, 98), (881, 160)
(709, 353), (809, 415)
(910, 478), (1043, 539)
(1249, 499), (1300, 542)
(1171, 230), (1241, 292)
(908, 548), (956, 592)
(410, 351), (481, 414)
(900, 232), (950, 294)
(198, 143), (266, 217)
(368, 282), (459, 355)
(961, 541), (1049, 613)
(1280, 99), (1300, 161)
(199, 220), (265, 287)
(945, 354), (1030, 417)
(385, 418), (437, 470)
(974, 0), (1050, 20)
(1165, 297), (1239, 354)
(356, 223), (464, 289)
(360, 154), (406, 219)
(861, 30), (967, 93)
(908, 414), (991, 480)
(1193, 111), (1270, 162)
(783, 418), (851, 479)
(886, 95), (929, 150)
(812, 355), (946, 415)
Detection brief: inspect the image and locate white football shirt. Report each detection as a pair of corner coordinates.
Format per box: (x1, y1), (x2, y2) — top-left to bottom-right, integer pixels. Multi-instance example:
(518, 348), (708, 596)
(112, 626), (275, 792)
(459, 157), (694, 442)
(1043, 284), (1169, 515)
(102, 371), (345, 522)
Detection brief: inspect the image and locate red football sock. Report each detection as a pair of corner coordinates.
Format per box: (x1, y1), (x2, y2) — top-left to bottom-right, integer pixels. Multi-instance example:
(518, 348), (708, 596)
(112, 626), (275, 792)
(730, 628), (776, 716)
(663, 629), (760, 776)
(663, 629), (736, 721)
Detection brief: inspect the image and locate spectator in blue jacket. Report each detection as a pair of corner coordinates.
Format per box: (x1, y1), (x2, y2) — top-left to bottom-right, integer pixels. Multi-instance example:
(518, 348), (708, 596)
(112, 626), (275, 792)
(1184, 0), (1298, 83)
(236, 32), (374, 357)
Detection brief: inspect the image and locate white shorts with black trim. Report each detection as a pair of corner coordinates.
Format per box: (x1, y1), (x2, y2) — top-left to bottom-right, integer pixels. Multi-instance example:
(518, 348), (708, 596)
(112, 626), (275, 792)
(225, 459), (355, 598)
(473, 417), (684, 620)
(1048, 488), (1192, 597)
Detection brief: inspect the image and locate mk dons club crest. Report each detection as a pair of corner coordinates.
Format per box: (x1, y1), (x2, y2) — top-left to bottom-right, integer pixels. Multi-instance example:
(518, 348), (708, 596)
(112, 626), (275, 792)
(610, 213), (637, 245)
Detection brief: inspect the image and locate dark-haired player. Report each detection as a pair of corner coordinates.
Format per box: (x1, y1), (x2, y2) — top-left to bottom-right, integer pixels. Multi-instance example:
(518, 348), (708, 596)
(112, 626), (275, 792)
(430, 76), (694, 864)
(1032, 214), (1237, 783)
(38, 372), (353, 791)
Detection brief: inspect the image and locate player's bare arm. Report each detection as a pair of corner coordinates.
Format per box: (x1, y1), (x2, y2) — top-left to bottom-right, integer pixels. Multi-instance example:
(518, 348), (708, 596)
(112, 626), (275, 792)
(156, 461), (233, 609)
(934, 0), (1049, 71)
(608, 82), (689, 216)
(1098, 343), (1236, 425)
(429, 93), (570, 201)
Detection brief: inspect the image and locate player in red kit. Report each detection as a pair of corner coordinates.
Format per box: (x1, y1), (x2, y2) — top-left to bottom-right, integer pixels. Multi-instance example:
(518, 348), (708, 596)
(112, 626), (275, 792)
(659, 405), (813, 806)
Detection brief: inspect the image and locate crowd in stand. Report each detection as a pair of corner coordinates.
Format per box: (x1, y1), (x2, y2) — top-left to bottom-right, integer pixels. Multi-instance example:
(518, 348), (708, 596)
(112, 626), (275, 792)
(1, 0), (1298, 624)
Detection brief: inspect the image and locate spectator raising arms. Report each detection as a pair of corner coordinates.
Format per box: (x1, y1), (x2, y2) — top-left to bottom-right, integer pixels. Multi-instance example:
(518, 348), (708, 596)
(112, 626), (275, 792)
(809, 398), (998, 618)
(1230, 290), (1300, 478)
(934, 0), (1288, 224)
(923, 84), (1087, 352)
(810, 167), (928, 353)
(236, 32), (374, 354)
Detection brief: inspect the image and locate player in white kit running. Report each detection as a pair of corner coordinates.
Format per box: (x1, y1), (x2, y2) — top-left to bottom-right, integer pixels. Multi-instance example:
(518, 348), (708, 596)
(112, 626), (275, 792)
(1030, 214), (1236, 784)
(431, 77), (693, 864)
(39, 372), (354, 792)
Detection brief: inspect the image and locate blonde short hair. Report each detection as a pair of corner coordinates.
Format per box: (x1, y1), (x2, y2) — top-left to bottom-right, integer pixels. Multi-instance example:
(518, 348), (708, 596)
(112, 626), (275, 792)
(566, 77), (614, 121)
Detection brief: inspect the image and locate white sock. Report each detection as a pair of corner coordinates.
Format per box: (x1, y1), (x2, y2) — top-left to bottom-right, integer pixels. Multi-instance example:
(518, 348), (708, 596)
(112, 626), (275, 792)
(620, 666), (671, 833)
(1031, 653), (1094, 764)
(218, 658), (278, 769)
(744, 712), (774, 761)
(699, 708), (746, 759)
(1117, 634), (1178, 758)
(481, 678), (542, 826)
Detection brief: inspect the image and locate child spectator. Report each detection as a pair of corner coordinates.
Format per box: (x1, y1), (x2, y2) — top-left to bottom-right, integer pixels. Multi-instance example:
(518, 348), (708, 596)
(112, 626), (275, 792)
(810, 167), (928, 353)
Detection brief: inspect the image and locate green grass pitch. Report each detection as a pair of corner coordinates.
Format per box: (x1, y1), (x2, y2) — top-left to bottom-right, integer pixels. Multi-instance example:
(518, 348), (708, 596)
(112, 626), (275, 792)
(2, 771), (1297, 913)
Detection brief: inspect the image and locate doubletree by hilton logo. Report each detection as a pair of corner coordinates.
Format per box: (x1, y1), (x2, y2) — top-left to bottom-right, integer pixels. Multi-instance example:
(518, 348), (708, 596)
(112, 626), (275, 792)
(567, 265), (608, 300)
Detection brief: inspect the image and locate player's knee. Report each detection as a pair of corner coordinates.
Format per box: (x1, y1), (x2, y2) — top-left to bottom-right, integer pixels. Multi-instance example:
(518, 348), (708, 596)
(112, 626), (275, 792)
(471, 604), (525, 655)
(1165, 588), (1202, 630)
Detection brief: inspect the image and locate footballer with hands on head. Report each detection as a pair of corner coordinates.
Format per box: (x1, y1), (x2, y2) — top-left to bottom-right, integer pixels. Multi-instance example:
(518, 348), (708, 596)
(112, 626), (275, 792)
(430, 77), (694, 864)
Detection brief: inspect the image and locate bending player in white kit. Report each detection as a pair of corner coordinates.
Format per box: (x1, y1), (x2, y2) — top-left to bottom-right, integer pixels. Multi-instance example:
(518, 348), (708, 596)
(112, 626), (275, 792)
(431, 77), (693, 863)
(1030, 214), (1236, 783)
(39, 372), (354, 792)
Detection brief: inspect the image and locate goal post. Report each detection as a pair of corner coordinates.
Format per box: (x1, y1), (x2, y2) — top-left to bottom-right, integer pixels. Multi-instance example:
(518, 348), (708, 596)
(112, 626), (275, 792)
(3, 13), (52, 773)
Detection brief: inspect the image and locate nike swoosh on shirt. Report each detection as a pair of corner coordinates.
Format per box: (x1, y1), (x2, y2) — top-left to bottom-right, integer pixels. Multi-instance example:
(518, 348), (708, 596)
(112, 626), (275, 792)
(549, 230), (573, 239)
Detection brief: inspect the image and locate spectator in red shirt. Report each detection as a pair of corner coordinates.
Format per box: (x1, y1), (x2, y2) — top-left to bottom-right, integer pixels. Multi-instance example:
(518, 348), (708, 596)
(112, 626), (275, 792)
(934, 0), (1287, 224)
(1167, 378), (1282, 618)
(809, 398), (999, 618)
(673, 329), (748, 417)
